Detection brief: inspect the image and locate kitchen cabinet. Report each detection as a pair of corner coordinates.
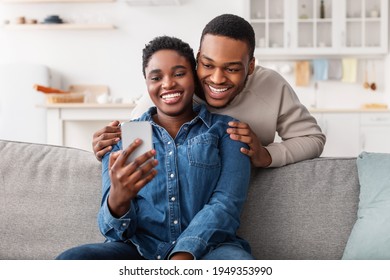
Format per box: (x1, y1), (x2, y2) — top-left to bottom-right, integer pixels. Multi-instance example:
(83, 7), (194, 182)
(245, 0), (290, 54)
(342, 0), (388, 54)
(39, 104), (390, 155)
(312, 110), (390, 157)
(312, 112), (360, 157)
(41, 103), (135, 152)
(295, 0), (334, 52)
(360, 112), (390, 153)
(245, 0), (388, 57)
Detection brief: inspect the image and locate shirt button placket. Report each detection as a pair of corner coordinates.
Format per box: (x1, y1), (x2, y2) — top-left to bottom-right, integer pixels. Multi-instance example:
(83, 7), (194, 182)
(167, 139), (179, 237)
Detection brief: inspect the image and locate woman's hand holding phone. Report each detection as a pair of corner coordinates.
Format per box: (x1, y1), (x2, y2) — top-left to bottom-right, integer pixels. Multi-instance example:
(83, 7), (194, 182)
(107, 138), (158, 218)
(121, 121), (153, 165)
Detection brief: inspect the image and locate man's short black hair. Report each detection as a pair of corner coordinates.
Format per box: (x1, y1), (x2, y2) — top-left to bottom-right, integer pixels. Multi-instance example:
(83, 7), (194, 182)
(200, 14), (255, 59)
(142, 35), (196, 78)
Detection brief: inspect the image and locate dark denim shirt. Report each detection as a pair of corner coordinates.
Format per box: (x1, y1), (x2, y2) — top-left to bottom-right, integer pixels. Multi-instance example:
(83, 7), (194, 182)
(98, 104), (251, 260)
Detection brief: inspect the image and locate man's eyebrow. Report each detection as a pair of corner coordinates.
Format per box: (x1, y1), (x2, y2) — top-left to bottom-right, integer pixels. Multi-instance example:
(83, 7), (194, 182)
(199, 55), (243, 66)
(200, 54), (214, 62)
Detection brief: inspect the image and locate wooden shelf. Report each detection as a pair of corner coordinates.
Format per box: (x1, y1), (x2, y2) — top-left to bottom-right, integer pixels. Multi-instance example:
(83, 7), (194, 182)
(2, 0), (114, 2)
(3, 23), (116, 30)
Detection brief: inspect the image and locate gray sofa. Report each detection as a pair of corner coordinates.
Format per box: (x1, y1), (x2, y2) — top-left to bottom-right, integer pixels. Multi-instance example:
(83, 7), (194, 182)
(0, 139), (359, 260)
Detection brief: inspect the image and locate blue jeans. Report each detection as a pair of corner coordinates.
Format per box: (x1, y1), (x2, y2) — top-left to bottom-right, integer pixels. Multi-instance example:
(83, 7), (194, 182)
(201, 244), (255, 260)
(56, 242), (255, 260)
(56, 241), (145, 260)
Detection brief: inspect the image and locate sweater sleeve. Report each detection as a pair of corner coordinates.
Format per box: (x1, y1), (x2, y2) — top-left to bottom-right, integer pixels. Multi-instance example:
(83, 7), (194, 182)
(265, 82), (326, 167)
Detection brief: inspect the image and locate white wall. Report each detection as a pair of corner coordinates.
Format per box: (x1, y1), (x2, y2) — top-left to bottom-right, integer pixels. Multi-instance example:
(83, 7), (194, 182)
(0, 0), (244, 102)
(0, 0), (389, 107)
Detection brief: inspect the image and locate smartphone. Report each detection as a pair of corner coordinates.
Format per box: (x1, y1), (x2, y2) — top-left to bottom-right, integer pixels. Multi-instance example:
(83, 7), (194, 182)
(120, 121), (153, 165)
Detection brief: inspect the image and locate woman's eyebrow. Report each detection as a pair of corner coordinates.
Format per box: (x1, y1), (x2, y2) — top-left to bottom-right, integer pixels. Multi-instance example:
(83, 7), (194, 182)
(171, 65), (187, 71)
(147, 65), (187, 76)
(147, 69), (161, 76)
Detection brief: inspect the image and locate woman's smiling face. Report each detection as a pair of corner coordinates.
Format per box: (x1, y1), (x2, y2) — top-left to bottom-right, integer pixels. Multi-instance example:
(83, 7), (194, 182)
(145, 49), (195, 118)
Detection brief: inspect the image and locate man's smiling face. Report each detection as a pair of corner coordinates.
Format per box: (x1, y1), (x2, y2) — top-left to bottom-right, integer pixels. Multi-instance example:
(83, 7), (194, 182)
(196, 34), (255, 108)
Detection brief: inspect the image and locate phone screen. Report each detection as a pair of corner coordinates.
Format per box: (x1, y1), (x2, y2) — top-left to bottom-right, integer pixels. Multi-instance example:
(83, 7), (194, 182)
(120, 121), (153, 165)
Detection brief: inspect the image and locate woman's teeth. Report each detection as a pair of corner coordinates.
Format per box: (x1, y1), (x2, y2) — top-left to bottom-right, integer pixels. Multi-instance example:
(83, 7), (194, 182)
(161, 92), (181, 100)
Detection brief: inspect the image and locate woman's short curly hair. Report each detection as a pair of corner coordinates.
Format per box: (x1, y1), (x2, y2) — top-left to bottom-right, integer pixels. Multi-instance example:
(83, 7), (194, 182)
(142, 36), (196, 78)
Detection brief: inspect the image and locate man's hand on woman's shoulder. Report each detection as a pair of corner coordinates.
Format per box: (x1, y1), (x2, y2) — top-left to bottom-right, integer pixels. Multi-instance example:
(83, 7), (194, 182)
(227, 121), (272, 168)
(92, 120), (122, 161)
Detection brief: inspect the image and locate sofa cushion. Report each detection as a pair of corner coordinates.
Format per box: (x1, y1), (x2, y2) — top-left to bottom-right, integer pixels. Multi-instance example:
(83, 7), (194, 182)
(0, 140), (103, 259)
(342, 152), (390, 260)
(239, 157), (359, 260)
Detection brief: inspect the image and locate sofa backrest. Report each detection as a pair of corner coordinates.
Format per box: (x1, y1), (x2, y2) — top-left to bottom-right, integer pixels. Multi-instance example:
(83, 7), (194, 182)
(239, 157), (359, 259)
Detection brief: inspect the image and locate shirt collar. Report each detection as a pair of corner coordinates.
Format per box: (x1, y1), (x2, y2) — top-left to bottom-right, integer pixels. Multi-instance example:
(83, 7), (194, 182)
(139, 104), (213, 128)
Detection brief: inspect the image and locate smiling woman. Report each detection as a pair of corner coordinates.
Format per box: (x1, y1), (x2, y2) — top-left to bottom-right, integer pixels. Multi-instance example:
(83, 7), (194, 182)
(56, 35), (254, 261)
(144, 49), (196, 130)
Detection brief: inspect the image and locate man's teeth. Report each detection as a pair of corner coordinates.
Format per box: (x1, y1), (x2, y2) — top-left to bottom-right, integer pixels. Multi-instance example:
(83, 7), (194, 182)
(162, 93), (181, 99)
(209, 85), (228, 93)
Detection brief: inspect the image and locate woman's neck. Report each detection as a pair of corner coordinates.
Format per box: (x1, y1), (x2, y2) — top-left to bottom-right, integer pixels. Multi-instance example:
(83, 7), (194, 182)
(153, 110), (196, 138)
